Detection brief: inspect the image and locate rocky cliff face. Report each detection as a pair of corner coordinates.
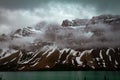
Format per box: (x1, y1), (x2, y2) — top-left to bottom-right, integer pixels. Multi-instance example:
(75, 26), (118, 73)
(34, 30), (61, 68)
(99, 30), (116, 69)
(0, 48), (120, 71)
(62, 15), (120, 28)
(62, 19), (89, 27)
(0, 14), (120, 71)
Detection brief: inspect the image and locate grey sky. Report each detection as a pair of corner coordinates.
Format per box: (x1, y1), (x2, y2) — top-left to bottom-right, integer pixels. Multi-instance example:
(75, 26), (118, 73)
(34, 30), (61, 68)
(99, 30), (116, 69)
(0, 0), (120, 34)
(0, 0), (120, 14)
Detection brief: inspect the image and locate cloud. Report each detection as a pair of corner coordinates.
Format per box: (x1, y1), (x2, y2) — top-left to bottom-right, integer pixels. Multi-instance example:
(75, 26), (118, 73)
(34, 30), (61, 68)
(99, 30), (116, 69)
(0, 0), (120, 14)
(0, 0), (119, 52)
(0, 25), (11, 34)
(0, 0), (119, 28)
(0, 9), (41, 34)
(0, 0), (119, 35)
(41, 22), (120, 49)
(0, 9), (41, 27)
(0, 0), (50, 10)
(0, 2), (97, 34)
(0, 21), (120, 51)
(59, 0), (120, 14)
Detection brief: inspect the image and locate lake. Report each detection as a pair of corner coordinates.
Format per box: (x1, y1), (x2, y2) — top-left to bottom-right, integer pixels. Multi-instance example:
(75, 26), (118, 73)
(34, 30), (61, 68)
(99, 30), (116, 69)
(0, 71), (120, 80)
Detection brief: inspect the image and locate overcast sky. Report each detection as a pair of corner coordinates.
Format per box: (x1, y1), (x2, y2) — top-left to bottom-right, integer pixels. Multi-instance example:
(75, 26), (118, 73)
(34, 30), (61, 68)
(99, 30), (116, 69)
(0, 0), (120, 34)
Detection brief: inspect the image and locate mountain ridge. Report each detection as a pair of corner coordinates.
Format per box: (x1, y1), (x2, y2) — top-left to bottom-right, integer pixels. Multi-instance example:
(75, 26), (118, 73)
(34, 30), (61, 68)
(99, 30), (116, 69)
(0, 14), (120, 71)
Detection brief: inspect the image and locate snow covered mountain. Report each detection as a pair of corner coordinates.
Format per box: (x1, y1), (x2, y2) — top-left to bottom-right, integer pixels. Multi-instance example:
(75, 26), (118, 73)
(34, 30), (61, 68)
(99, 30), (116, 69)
(0, 48), (120, 71)
(0, 14), (120, 71)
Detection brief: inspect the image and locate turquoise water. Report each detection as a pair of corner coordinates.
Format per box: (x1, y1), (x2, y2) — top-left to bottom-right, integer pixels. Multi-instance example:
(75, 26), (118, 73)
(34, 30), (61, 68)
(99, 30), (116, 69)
(0, 71), (120, 80)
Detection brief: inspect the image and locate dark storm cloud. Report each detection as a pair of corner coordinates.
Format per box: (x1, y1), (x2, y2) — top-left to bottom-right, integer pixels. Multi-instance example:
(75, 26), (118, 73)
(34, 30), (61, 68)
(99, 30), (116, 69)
(0, 0), (120, 34)
(82, 0), (120, 14)
(0, 0), (120, 49)
(62, 0), (120, 14)
(0, 0), (50, 10)
(0, 0), (120, 14)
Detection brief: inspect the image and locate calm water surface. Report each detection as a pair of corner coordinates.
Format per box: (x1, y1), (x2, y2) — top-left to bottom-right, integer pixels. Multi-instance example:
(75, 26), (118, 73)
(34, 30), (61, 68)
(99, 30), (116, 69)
(0, 71), (120, 80)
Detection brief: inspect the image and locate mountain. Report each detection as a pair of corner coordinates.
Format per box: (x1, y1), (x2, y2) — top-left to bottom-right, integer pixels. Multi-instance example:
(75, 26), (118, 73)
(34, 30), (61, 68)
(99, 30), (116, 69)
(62, 19), (89, 27)
(62, 14), (120, 28)
(0, 14), (120, 71)
(0, 48), (120, 71)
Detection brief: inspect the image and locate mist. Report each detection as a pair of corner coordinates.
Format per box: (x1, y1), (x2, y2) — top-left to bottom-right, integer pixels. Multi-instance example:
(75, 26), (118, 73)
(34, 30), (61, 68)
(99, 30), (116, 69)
(0, 2), (97, 35)
(0, 19), (120, 51)
(40, 22), (120, 49)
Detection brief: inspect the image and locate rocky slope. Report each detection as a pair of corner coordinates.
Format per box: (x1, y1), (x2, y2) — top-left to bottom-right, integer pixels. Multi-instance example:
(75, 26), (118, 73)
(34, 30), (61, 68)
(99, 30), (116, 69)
(62, 14), (120, 28)
(0, 14), (120, 71)
(0, 48), (120, 71)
